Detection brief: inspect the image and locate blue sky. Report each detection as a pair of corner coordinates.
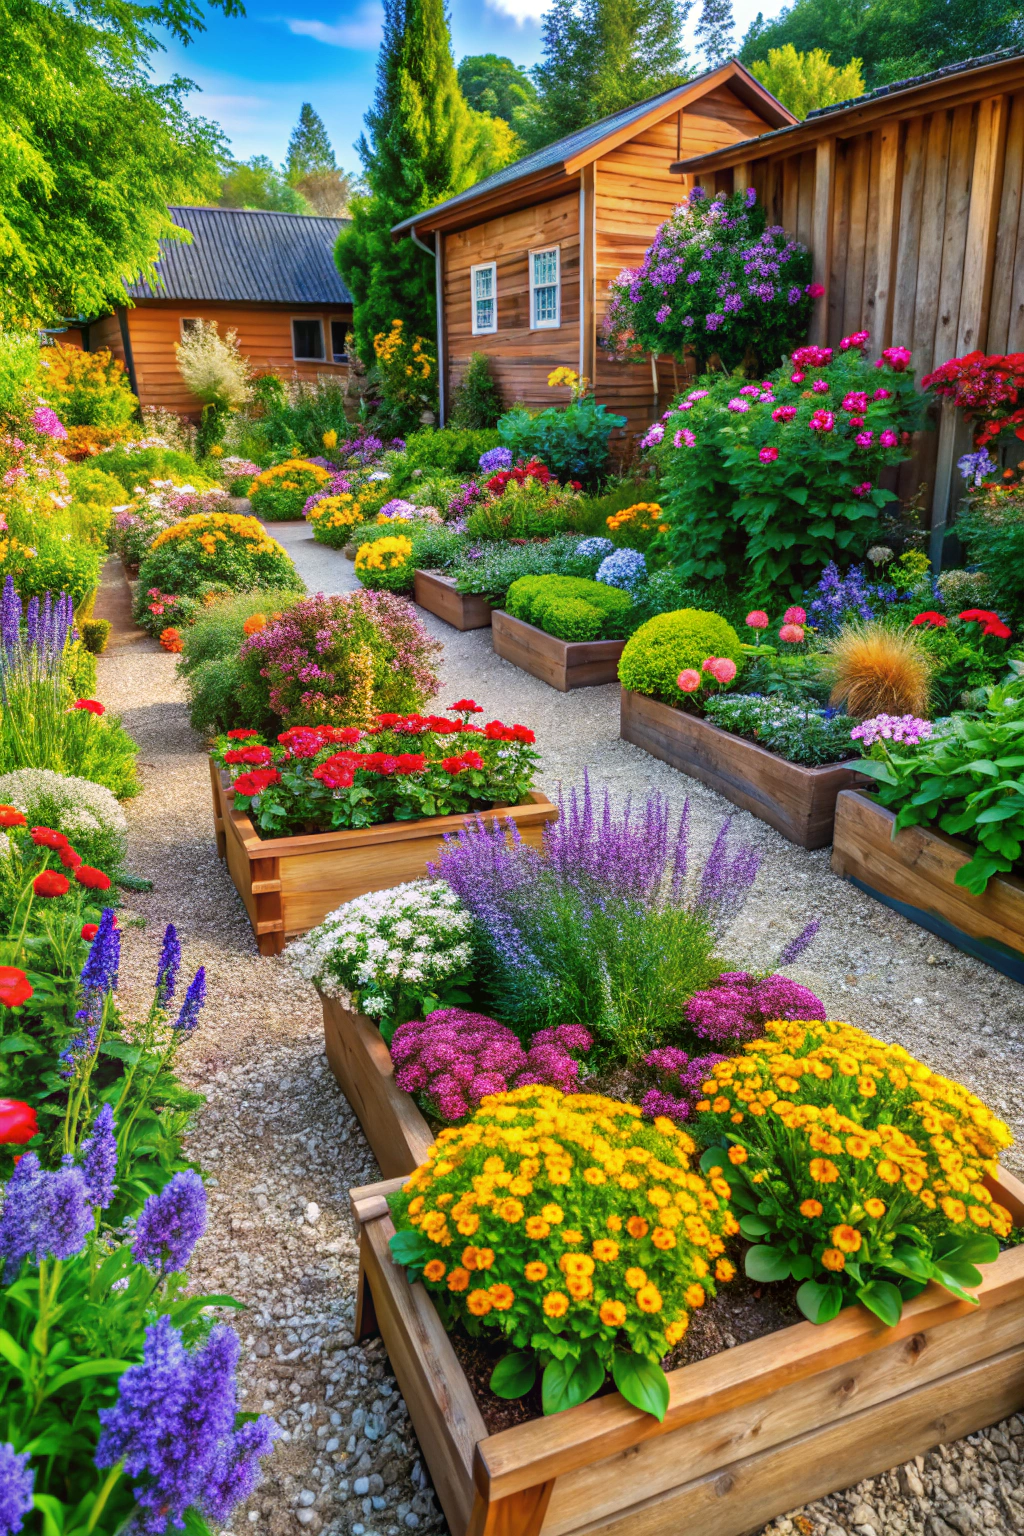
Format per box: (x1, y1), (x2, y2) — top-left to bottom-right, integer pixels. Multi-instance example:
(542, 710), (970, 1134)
(155, 0), (787, 169)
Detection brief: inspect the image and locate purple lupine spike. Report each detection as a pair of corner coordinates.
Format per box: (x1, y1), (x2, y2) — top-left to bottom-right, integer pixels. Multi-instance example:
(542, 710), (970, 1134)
(779, 918), (821, 966)
(0, 1154), (92, 1277)
(0, 577), (20, 657)
(0, 1153), (42, 1280)
(24, 596), (38, 648)
(697, 821), (731, 910)
(671, 796), (690, 896)
(132, 1170), (207, 1273)
(202, 1415), (280, 1524)
(80, 1102), (118, 1208)
(155, 923), (181, 1004)
(0, 1443), (34, 1536)
(172, 966), (206, 1031)
(80, 908), (120, 997)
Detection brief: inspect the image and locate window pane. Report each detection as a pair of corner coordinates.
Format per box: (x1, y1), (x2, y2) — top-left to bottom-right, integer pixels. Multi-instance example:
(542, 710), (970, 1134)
(180, 317), (200, 335)
(330, 320), (348, 361)
(292, 319), (324, 360)
(533, 250), (557, 286)
(475, 296), (494, 331)
(534, 285), (558, 324)
(474, 266), (494, 300)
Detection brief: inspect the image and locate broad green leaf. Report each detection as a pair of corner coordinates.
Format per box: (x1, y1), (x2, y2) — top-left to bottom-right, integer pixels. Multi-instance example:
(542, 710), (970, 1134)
(739, 1214), (772, 1239)
(490, 1351), (537, 1399)
(744, 1245), (792, 1283)
(937, 1233), (999, 1266)
(388, 1229), (428, 1267)
(43, 1359), (132, 1397)
(931, 1260), (984, 1291)
(699, 1145), (728, 1175)
(612, 1350), (670, 1422)
(0, 1329), (29, 1374)
(541, 1349), (604, 1415)
(856, 1281), (903, 1328)
(796, 1280), (843, 1324)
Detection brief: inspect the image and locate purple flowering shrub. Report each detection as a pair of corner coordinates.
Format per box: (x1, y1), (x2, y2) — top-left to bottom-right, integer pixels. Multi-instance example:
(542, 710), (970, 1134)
(640, 1047), (729, 1124)
(392, 1008), (592, 1122)
(684, 971), (826, 1048)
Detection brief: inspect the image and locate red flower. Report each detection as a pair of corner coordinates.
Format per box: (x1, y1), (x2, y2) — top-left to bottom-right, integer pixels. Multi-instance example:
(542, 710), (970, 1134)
(312, 754), (357, 789)
(510, 724), (536, 744)
(376, 714), (402, 727)
(396, 754), (426, 774)
(159, 627), (183, 653)
(450, 699), (483, 713)
(81, 923), (99, 941)
(0, 969), (32, 1009)
(0, 806), (26, 828)
(277, 727), (322, 758)
(442, 751), (484, 773)
(958, 608), (1013, 638)
(222, 749), (247, 764)
(426, 716), (459, 734)
(73, 698), (105, 716)
(911, 611), (948, 628)
(34, 870), (70, 898)
(233, 769), (281, 797)
(0, 1099), (38, 1143)
(31, 827), (68, 849)
(239, 745), (273, 766)
(74, 865), (112, 891)
(59, 846), (83, 870)
(569, 480), (583, 490)
(226, 729), (259, 740)
(483, 720), (515, 741)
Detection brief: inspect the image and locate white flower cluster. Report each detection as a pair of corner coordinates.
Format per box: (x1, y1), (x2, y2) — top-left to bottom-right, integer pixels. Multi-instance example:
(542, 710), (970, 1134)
(0, 768), (128, 867)
(287, 879), (473, 1017)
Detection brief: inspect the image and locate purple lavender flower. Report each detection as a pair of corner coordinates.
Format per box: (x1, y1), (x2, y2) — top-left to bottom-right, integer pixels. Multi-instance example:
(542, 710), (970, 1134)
(808, 561), (899, 633)
(80, 1102), (117, 1208)
(155, 924), (181, 1005)
(80, 908), (120, 997)
(132, 1170), (206, 1274)
(0, 1444), (33, 1536)
(172, 967), (206, 1032)
(479, 446), (513, 473)
(779, 919), (821, 966)
(0, 1154), (93, 1278)
(696, 822), (761, 933)
(203, 1417), (280, 1522)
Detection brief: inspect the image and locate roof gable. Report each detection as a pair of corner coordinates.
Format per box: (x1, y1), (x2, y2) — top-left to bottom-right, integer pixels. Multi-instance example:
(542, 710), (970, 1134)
(127, 206), (353, 305)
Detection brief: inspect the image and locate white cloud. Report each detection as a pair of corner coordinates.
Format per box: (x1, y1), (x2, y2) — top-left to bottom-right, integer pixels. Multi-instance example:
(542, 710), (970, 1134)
(284, 1), (383, 48)
(482, 0), (546, 21)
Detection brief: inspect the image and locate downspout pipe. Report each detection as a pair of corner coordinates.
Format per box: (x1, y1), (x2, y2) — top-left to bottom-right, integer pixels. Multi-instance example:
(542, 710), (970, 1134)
(410, 226), (444, 427)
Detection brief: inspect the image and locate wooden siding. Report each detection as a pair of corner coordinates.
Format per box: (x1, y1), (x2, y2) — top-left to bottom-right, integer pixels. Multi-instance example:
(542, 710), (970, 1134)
(117, 302), (351, 416)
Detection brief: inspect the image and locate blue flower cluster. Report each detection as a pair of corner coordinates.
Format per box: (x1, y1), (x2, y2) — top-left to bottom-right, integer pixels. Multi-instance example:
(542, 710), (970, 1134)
(807, 561), (899, 634)
(478, 446), (513, 473)
(596, 548), (647, 593)
(574, 536), (614, 560)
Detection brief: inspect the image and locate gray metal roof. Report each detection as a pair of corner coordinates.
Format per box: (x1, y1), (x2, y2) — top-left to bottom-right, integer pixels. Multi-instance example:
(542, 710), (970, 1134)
(127, 206), (352, 305)
(393, 62), (783, 233)
(805, 44), (1024, 120)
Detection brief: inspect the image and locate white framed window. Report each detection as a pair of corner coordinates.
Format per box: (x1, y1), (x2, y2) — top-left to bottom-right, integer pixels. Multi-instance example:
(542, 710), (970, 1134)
(179, 317), (201, 337)
(529, 247), (560, 329)
(471, 261), (497, 334)
(330, 320), (349, 362)
(292, 317), (325, 361)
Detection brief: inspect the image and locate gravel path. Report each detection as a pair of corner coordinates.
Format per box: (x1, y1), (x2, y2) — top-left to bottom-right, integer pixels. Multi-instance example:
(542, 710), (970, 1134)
(97, 521), (1024, 1536)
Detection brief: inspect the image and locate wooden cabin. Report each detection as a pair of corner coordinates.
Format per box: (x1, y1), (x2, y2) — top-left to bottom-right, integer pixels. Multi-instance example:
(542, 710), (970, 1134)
(394, 63), (796, 445)
(672, 46), (1024, 556)
(77, 206), (353, 417)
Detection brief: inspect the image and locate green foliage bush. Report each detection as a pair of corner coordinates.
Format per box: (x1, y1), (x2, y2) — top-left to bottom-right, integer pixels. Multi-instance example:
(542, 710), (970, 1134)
(956, 485), (1024, 623)
(452, 535), (605, 605)
(507, 573), (633, 640)
(178, 589), (305, 734)
(97, 445), (216, 493)
(65, 464), (126, 507)
(618, 609), (744, 704)
(37, 344), (137, 427)
(448, 352), (503, 428)
(393, 426), (501, 488)
(80, 618), (110, 654)
(466, 479), (592, 539)
(497, 396), (627, 486)
(4, 540), (102, 609)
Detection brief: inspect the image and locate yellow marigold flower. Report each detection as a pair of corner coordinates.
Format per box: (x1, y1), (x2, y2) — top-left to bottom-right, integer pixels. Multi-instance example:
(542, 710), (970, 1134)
(407, 1196), (424, 1216)
(646, 1187), (670, 1208)
(461, 1245), (480, 1271)
(684, 1283), (706, 1309)
(710, 1177), (731, 1200)
(483, 1157), (505, 1174)
(626, 1216), (649, 1239)
(968, 1205), (991, 1227)
(864, 1198), (886, 1218)
(584, 1167), (607, 1185)
(606, 1214), (622, 1233)
(543, 1291), (569, 1317)
(664, 1316), (689, 1346)
(456, 1215), (479, 1235)
(592, 1239), (619, 1262)
(836, 1056), (859, 1076)
(727, 1145), (748, 1165)
(476, 1247), (496, 1270)
(715, 1258), (736, 1282)
(831, 1224), (862, 1253)
(498, 1198), (523, 1223)
(618, 1173), (640, 1190)
(845, 1135), (871, 1159)
(423, 1260), (446, 1282)
(624, 1267), (647, 1290)
(448, 1268), (470, 1292)
(857, 1076), (877, 1096)
(524, 1261), (548, 1281)
(799, 1198), (823, 1218)
(489, 1284), (515, 1311)
(561, 1229), (584, 1245)
(654, 1116), (677, 1136)
(467, 1289), (493, 1316)
(876, 1160), (902, 1184)
(600, 1300), (627, 1327)
(541, 1204), (564, 1224)
(525, 1217), (550, 1239)
(567, 1274), (593, 1299)
(692, 1255), (708, 1277)
(560, 1253), (595, 1278)
(809, 1159), (839, 1183)
(651, 1227), (676, 1250)
(636, 1283), (663, 1313)
(821, 1248), (846, 1272)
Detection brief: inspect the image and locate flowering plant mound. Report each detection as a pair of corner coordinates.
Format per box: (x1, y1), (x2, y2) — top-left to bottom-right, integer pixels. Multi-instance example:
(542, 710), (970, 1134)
(618, 609), (744, 707)
(465, 475), (589, 540)
(135, 511), (302, 617)
(605, 501), (666, 552)
(388, 1086), (738, 1419)
(354, 533), (417, 593)
(109, 482), (229, 569)
(286, 880), (474, 1041)
(213, 704), (540, 837)
(703, 694), (858, 766)
(392, 1012), (593, 1121)
(648, 337), (928, 593)
(0, 767), (127, 878)
(247, 458), (333, 520)
(684, 970), (825, 1048)
(922, 351), (1024, 447)
(641, 1047), (729, 1124)
(604, 187), (814, 372)
(497, 379), (625, 486)
(697, 1018), (1013, 1328)
(306, 490), (379, 548)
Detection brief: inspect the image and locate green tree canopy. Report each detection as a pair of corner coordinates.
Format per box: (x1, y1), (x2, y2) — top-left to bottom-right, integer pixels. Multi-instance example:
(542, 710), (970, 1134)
(220, 156), (311, 213)
(1, 0), (240, 327)
(286, 103), (336, 179)
(457, 54), (538, 126)
(694, 0), (735, 66)
(519, 0), (692, 152)
(750, 46), (864, 116)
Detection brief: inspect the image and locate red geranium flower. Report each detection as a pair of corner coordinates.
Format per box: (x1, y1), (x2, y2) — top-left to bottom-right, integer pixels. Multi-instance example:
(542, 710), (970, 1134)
(226, 729), (259, 740)
(81, 923), (99, 941)
(483, 720), (515, 741)
(0, 969), (33, 1009)
(239, 745), (273, 765)
(233, 769), (281, 796)
(312, 753), (358, 789)
(73, 699), (105, 715)
(510, 724), (536, 744)
(223, 749), (247, 764)
(958, 608), (1013, 638)
(376, 714), (402, 728)
(0, 1098), (38, 1143)
(911, 611), (948, 628)
(34, 870), (70, 898)
(74, 865), (112, 891)
(59, 846), (83, 870)
(0, 806), (26, 828)
(31, 827), (68, 849)
(450, 699), (483, 713)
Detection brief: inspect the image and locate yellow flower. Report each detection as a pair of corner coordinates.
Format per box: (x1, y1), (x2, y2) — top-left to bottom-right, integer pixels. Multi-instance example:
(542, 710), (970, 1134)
(651, 1226), (677, 1250)
(715, 1259), (736, 1282)
(475, 1247), (496, 1270)
(864, 1198), (886, 1218)
(624, 1267), (647, 1289)
(941, 1197), (968, 1223)
(524, 1261), (548, 1281)
(831, 1224), (862, 1254)
(498, 1198), (524, 1223)
(600, 1300), (627, 1327)
(543, 1291), (569, 1317)
(684, 1283), (705, 1309)
(626, 1216), (649, 1239)
(467, 1289), (493, 1316)
(592, 1239), (619, 1262)
(664, 1316), (689, 1345)
(525, 1217), (550, 1239)
(636, 1283), (663, 1313)
(567, 1274), (593, 1299)
(809, 1159), (839, 1183)
(876, 1160), (902, 1184)
(583, 1167), (606, 1185)
(727, 1146), (747, 1165)
(541, 1203), (564, 1224)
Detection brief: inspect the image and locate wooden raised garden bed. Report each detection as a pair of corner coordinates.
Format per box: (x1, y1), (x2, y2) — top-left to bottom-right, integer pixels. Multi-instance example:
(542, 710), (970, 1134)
(832, 790), (1024, 984)
(321, 994), (433, 1177)
(209, 758), (557, 956)
(620, 688), (867, 851)
(350, 1167), (1024, 1536)
(414, 570), (493, 631)
(493, 610), (626, 692)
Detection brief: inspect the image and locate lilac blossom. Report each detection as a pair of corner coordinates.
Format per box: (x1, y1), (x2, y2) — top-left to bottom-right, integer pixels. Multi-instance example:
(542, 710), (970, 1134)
(0, 1444), (33, 1536)
(80, 1102), (118, 1208)
(958, 448), (996, 487)
(684, 971), (825, 1048)
(132, 1170), (206, 1274)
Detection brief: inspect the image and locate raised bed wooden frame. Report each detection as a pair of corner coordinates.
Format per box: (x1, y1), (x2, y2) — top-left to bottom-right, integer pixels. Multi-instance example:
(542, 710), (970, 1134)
(492, 610), (626, 692)
(832, 789), (1024, 983)
(414, 570), (494, 631)
(321, 994), (433, 1177)
(620, 688), (867, 850)
(350, 1168), (1024, 1536)
(210, 758), (557, 956)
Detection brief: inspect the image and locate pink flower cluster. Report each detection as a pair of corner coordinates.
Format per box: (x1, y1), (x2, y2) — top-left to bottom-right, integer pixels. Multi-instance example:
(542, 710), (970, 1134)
(684, 970), (826, 1048)
(678, 655), (736, 692)
(31, 406), (67, 440)
(641, 1046), (728, 1124)
(850, 714), (934, 748)
(391, 1010), (592, 1123)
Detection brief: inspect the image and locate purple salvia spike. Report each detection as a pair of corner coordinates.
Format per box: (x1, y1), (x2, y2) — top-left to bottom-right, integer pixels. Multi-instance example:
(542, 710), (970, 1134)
(25, 595), (38, 647)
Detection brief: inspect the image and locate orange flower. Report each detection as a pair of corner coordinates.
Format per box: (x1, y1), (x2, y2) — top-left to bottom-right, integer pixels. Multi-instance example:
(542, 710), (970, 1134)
(524, 1262), (548, 1282)
(525, 1217), (550, 1239)
(626, 1216), (649, 1239)
(800, 1198), (823, 1218)
(475, 1247), (496, 1270)
(599, 1300), (627, 1327)
(727, 1145), (748, 1164)
(636, 1284), (663, 1313)
(821, 1248), (846, 1272)
(624, 1267), (647, 1289)
(242, 613), (267, 635)
(831, 1224), (862, 1254)
(461, 1246), (479, 1270)
(651, 1227), (677, 1250)
(467, 1289), (493, 1315)
(489, 1284), (515, 1310)
(606, 1214), (622, 1233)
(541, 1204), (564, 1224)
(159, 627), (183, 653)
(567, 1274), (593, 1300)
(561, 1229), (584, 1245)
(423, 1260), (446, 1282)
(715, 1259), (736, 1282)
(664, 1316), (689, 1346)
(845, 1136), (871, 1160)
(592, 1239), (619, 1262)
(684, 1283), (706, 1309)
(456, 1215), (480, 1236)
(543, 1291), (569, 1317)
(809, 1159), (839, 1183)
(498, 1198), (523, 1223)
(447, 1268), (470, 1292)
(864, 1198), (886, 1218)
(876, 1160), (902, 1184)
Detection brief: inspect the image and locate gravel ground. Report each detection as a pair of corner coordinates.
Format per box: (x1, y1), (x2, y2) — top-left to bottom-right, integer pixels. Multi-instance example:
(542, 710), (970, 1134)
(97, 521), (1024, 1536)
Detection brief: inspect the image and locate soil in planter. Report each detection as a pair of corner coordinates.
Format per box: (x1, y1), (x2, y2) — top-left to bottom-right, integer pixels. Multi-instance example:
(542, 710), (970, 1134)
(449, 1257), (803, 1435)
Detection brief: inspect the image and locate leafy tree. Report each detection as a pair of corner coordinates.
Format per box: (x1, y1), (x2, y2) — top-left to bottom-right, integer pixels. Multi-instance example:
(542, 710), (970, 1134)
(749, 46), (864, 116)
(0, 0), (239, 328)
(694, 0), (735, 66)
(336, 0), (518, 365)
(520, 0), (692, 151)
(458, 54), (537, 128)
(219, 156), (311, 213)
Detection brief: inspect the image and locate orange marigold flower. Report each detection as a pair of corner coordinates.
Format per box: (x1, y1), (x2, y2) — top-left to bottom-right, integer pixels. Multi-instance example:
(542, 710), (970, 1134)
(606, 1214), (622, 1233)
(447, 1268), (471, 1292)
(809, 1159), (839, 1183)
(624, 1267), (647, 1289)
(876, 1160), (902, 1184)
(864, 1198), (886, 1218)
(498, 1198), (523, 1223)
(727, 1145), (748, 1164)
(489, 1284), (515, 1310)
(821, 1248), (846, 1272)
(543, 1291), (569, 1317)
(857, 1076), (877, 1096)
(626, 1216), (649, 1239)
(715, 1259), (736, 1282)
(561, 1229), (584, 1245)
(476, 1247), (496, 1270)
(524, 1262), (548, 1282)
(800, 1198), (823, 1218)
(831, 1224), (862, 1254)
(592, 1239), (620, 1262)
(461, 1246), (479, 1269)
(423, 1260), (446, 1282)
(541, 1204), (564, 1223)
(600, 1300), (627, 1327)
(651, 1227), (677, 1250)
(525, 1217), (550, 1239)
(456, 1215), (480, 1235)
(584, 1167), (607, 1185)
(636, 1284), (663, 1313)
(467, 1289), (493, 1316)
(567, 1275), (593, 1300)
(664, 1316), (689, 1346)
(968, 1205), (991, 1227)
(845, 1136), (871, 1159)
(684, 1283), (706, 1309)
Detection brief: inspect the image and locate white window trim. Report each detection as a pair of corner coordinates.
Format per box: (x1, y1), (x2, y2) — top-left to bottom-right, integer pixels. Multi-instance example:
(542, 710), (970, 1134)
(471, 261), (498, 335)
(529, 246), (561, 330)
(291, 316), (326, 362)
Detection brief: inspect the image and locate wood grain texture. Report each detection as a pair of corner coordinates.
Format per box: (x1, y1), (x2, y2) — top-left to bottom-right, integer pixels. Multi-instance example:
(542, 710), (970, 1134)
(413, 570), (493, 630)
(619, 689), (867, 849)
(492, 611), (626, 691)
(321, 994), (434, 1176)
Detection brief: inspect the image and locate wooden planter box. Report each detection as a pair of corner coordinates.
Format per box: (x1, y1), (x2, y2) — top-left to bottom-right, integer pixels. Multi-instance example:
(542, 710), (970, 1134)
(493, 610), (626, 692)
(832, 790), (1024, 983)
(350, 1167), (1024, 1536)
(414, 570), (493, 630)
(321, 993), (433, 1177)
(620, 688), (867, 850)
(210, 758), (557, 956)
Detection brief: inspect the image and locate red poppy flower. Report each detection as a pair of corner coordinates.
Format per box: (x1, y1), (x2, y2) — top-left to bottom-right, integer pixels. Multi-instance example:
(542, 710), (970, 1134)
(226, 729), (259, 740)
(911, 611), (947, 628)
(74, 865), (112, 891)
(0, 968), (33, 1008)
(450, 699), (483, 713)
(0, 1099), (38, 1144)
(34, 870), (70, 898)
(31, 826), (68, 849)
(59, 846), (83, 870)
(73, 699), (105, 715)
(81, 923), (99, 941)
(232, 769), (281, 796)
(958, 608), (1013, 638)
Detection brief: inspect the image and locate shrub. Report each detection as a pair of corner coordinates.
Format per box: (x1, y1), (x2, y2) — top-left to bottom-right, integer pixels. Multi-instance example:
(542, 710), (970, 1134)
(0, 767), (128, 874)
(822, 621), (932, 719)
(235, 590), (441, 728)
(506, 574), (633, 641)
(373, 319), (437, 425)
(498, 392), (626, 487)
(619, 610), (744, 705)
(248, 459), (334, 520)
(250, 375), (352, 459)
(605, 501), (665, 551)
(37, 344), (137, 427)
(65, 463), (127, 508)
(177, 589), (303, 734)
(354, 533), (417, 592)
(0, 538), (101, 610)
(699, 1018), (1013, 1327)
(395, 426), (501, 486)
(448, 353), (503, 429)
(136, 512), (302, 621)
(703, 694), (858, 766)
(0, 331), (42, 429)
(97, 444), (216, 493)
(111, 485), (229, 569)
(80, 619), (110, 655)
(388, 1086), (739, 1419)
(914, 617), (1014, 713)
(391, 1012), (592, 1120)
(466, 477), (589, 539)
(286, 880), (475, 1041)
(176, 320), (251, 453)
(604, 187), (813, 373)
(307, 490), (379, 548)
(452, 535), (596, 605)
(956, 483), (1024, 622)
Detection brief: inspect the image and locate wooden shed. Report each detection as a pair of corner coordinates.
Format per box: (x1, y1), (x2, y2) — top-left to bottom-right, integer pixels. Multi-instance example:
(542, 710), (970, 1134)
(81, 206), (353, 418)
(672, 46), (1024, 556)
(394, 63), (796, 444)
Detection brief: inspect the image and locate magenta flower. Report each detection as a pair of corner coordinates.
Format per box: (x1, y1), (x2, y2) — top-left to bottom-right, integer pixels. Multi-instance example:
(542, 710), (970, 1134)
(840, 330), (870, 350)
(772, 405), (797, 423)
(783, 605), (806, 624)
(805, 282), (825, 298)
(812, 379), (829, 394)
(852, 481), (873, 497)
(809, 409), (835, 433)
(790, 371), (805, 384)
(855, 430), (873, 447)
(31, 406), (67, 440)
(759, 446), (778, 463)
(677, 668), (701, 692)
(842, 391), (868, 413)
(683, 970), (825, 1049)
(745, 610), (769, 629)
(879, 428), (898, 447)
(873, 387), (891, 400)
(880, 345), (912, 371)
(674, 428), (696, 448)
(779, 622), (805, 643)
(726, 398), (750, 412)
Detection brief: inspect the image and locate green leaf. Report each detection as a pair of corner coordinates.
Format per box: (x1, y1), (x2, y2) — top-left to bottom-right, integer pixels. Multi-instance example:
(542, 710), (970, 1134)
(744, 1245), (793, 1283)
(699, 1145), (728, 1175)
(388, 1229), (428, 1267)
(738, 1214), (772, 1239)
(931, 1260), (984, 1291)
(936, 1233), (1000, 1266)
(32, 1495), (66, 1536)
(43, 1359), (133, 1397)
(490, 1351), (537, 1399)
(612, 1349), (670, 1422)
(0, 1329), (29, 1375)
(541, 1348), (604, 1415)
(856, 1281), (903, 1328)
(796, 1279), (843, 1324)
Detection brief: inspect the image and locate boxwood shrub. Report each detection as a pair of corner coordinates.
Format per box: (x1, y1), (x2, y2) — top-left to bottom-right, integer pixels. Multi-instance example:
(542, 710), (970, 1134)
(506, 574), (633, 641)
